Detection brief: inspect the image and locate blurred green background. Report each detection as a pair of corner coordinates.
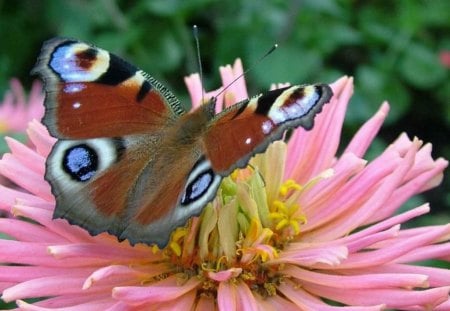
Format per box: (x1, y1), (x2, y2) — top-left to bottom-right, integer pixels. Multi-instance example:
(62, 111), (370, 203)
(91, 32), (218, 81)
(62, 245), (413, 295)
(0, 1), (449, 220)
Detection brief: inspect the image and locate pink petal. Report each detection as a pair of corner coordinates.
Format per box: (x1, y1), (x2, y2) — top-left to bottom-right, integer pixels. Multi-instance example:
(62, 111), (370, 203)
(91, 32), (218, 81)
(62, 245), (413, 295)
(5, 136), (46, 175)
(0, 218), (66, 242)
(218, 58), (248, 107)
(374, 158), (447, 221)
(184, 73), (205, 109)
(436, 299), (450, 311)
(307, 138), (420, 241)
(344, 101), (389, 157)
(345, 263), (450, 287)
(331, 204), (430, 250)
(286, 76), (353, 183)
(344, 224), (401, 253)
(301, 149), (400, 233)
(304, 282), (450, 310)
(217, 281), (237, 311)
(300, 152), (367, 228)
(272, 245), (348, 267)
(299, 152), (366, 207)
(83, 264), (170, 289)
(0, 185), (46, 212)
(112, 275), (200, 305)
(254, 293), (299, 311)
(279, 280), (384, 310)
(2, 276), (88, 302)
(235, 282), (258, 311)
(27, 120), (55, 157)
(48, 243), (152, 262)
(155, 290), (197, 311)
(0, 239), (113, 267)
(195, 295), (216, 311)
(285, 265), (428, 289)
(336, 224), (450, 269)
(12, 204), (95, 243)
(207, 267), (242, 282)
(184, 73), (224, 112)
(17, 299), (114, 311)
(396, 240), (450, 263)
(0, 266), (94, 283)
(0, 153), (52, 201)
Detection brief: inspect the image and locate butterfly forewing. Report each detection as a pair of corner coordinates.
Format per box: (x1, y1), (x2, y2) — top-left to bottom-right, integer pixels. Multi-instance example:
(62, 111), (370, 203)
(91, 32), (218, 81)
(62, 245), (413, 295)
(32, 38), (184, 139)
(203, 84), (333, 175)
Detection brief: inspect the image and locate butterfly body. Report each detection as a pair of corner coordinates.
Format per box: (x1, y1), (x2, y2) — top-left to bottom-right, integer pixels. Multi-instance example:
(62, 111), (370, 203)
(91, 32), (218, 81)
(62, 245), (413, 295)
(33, 38), (333, 247)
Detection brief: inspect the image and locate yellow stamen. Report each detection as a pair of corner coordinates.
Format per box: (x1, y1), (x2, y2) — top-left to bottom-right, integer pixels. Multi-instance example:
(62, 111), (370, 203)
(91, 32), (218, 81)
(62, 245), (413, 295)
(264, 282), (277, 296)
(169, 241), (182, 256)
(151, 245), (160, 254)
(275, 219), (289, 230)
(279, 179), (302, 196)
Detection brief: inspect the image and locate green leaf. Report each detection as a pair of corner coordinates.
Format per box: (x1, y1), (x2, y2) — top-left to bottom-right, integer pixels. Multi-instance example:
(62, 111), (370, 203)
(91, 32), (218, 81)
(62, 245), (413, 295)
(399, 43), (447, 89)
(353, 65), (409, 124)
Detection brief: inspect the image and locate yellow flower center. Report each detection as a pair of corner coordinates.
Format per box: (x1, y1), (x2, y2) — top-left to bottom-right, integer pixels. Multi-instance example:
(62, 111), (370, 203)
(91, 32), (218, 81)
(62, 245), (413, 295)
(147, 148), (318, 298)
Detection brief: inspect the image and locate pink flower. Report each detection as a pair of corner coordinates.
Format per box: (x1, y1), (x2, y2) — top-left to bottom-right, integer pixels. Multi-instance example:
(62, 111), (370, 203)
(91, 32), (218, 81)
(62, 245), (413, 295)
(439, 51), (450, 68)
(0, 60), (449, 310)
(0, 79), (44, 133)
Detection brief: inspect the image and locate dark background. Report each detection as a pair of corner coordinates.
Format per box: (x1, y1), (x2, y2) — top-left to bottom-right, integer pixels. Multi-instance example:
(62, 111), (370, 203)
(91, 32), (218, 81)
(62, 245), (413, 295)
(0, 1), (448, 226)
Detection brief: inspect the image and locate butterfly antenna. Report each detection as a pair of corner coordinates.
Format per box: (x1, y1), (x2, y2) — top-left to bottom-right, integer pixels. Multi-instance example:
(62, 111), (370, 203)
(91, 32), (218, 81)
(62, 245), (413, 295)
(192, 25), (205, 104)
(215, 43), (278, 99)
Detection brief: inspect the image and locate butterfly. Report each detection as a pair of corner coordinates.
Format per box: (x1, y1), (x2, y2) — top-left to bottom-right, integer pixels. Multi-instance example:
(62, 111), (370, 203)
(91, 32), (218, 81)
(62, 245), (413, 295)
(32, 38), (333, 248)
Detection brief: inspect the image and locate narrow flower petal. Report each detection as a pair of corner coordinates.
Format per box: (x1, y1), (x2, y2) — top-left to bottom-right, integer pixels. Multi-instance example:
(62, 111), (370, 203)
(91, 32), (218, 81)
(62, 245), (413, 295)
(217, 281), (237, 311)
(304, 282), (450, 310)
(344, 102), (390, 157)
(0, 185), (47, 212)
(195, 295), (216, 311)
(287, 76), (353, 183)
(0, 153), (52, 200)
(279, 280), (385, 311)
(285, 265), (429, 289)
(0, 218), (66, 242)
(26, 120), (55, 157)
(336, 224), (450, 269)
(235, 282), (258, 311)
(207, 267), (242, 282)
(5, 136), (46, 175)
(17, 299), (114, 311)
(2, 276), (87, 302)
(112, 275), (200, 305)
(83, 264), (169, 289)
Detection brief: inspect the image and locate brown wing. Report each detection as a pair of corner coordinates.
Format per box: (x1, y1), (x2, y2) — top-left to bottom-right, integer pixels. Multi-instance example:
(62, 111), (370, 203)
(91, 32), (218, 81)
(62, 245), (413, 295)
(32, 38), (184, 139)
(203, 84), (333, 175)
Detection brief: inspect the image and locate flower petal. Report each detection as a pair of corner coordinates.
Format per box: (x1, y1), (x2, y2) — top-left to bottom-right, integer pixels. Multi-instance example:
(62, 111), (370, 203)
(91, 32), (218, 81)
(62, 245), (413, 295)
(112, 275), (200, 305)
(279, 280), (385, 310)
(217, 281), (237, 311)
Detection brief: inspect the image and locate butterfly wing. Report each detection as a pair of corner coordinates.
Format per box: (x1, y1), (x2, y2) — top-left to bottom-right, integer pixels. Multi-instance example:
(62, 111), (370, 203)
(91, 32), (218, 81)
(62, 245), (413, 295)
(32, 38), (184, 139)
(33, 38), (193, 246)
(203, 84), (333, 175)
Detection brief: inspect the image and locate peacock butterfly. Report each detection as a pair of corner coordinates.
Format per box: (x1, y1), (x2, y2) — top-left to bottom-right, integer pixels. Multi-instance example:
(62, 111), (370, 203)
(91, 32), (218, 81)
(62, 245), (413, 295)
(32, 38), (333, 247)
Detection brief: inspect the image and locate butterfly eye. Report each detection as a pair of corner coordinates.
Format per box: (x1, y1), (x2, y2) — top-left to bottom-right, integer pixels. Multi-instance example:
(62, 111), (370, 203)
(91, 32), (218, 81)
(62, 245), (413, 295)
(47, 138), (123, 187)
(62, 144), (98, 182)
(180, 157), (222, 208)
(181, 167), (215, 205)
